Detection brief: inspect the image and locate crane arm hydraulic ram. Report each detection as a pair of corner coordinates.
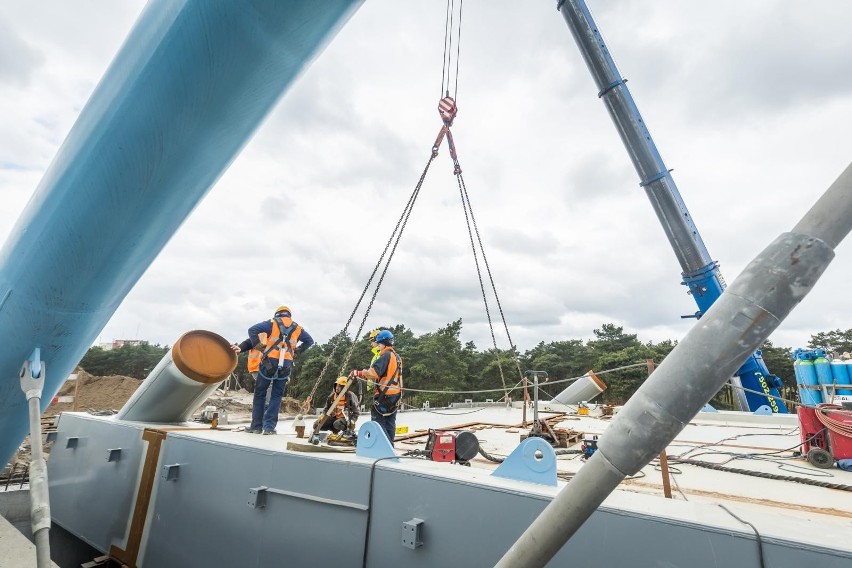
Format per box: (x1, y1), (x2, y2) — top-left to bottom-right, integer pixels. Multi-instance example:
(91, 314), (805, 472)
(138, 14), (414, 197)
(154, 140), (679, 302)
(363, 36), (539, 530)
(557, 0), (786, 413)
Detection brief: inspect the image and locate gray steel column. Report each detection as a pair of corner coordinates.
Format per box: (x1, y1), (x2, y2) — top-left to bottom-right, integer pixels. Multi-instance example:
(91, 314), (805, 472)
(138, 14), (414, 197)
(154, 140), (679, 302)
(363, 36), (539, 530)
(495, 162), (852, 568)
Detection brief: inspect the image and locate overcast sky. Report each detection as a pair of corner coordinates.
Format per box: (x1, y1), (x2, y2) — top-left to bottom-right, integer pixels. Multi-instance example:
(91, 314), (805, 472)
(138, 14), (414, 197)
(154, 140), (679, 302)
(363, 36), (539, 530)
(2, 1), (851, 356)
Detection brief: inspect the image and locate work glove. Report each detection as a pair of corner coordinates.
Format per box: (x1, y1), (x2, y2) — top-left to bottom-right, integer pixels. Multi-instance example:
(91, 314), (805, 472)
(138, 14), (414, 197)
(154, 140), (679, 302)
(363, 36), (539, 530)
(348, 420), (357, 431)
(349, 370), (364, 379)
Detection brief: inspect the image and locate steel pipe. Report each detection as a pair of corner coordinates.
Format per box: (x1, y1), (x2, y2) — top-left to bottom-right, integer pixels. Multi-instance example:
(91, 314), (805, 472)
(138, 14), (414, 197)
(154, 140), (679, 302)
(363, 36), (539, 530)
(495, 161), (852, 568)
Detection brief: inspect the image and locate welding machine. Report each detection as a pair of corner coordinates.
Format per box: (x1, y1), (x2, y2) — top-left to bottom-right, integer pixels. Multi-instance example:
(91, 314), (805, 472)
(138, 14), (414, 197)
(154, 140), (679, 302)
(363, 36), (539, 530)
(424, 430), (480, 464)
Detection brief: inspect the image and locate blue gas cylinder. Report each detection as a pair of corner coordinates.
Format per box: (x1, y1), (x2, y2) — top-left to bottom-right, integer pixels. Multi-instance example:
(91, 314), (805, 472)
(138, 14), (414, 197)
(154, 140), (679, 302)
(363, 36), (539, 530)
(815, 354), (833, 386)
(830, 360), (852, 395)
(795, 356), (822, 405)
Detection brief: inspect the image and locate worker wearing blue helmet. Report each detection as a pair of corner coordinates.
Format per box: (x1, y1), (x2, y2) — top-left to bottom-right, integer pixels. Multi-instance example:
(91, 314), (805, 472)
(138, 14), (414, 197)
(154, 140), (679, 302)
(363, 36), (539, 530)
(350, 329), (403, 445)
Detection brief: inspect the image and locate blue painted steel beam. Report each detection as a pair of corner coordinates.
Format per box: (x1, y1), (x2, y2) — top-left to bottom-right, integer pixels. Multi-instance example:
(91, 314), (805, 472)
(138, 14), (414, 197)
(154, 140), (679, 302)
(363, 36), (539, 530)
(0, 0), (363, 466)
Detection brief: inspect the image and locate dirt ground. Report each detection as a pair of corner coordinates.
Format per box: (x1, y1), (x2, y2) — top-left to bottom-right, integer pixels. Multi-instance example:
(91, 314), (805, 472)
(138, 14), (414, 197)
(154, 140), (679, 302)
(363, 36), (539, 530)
(4, 370), (306, 474)
(44, 369), (142, 416)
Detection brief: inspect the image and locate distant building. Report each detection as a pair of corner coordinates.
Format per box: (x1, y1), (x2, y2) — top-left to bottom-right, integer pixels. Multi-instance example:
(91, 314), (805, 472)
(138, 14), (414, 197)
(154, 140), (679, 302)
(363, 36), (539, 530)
(96, 339), (149, 350)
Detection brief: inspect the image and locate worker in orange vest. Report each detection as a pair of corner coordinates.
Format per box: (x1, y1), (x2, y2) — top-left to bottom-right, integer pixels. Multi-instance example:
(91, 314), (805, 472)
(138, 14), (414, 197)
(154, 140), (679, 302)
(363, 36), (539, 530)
(319, 377), (360, 433)
(350, 329), (402, 445)
(232, 305), (314, 435)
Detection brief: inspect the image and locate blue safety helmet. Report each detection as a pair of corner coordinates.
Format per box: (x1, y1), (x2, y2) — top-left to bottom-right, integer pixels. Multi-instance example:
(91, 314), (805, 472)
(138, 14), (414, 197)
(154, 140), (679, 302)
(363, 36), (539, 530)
(375, 330), (394, 345)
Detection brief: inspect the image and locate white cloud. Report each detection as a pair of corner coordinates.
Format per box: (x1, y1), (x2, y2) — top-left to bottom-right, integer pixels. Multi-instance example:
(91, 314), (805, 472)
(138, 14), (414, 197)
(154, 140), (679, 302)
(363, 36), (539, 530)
(1, 0), (851, 357)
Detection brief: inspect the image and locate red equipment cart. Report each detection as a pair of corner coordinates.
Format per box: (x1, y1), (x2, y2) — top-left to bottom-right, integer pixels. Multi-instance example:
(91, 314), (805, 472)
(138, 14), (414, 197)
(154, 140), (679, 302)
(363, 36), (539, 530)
(797, 404), (852, 468)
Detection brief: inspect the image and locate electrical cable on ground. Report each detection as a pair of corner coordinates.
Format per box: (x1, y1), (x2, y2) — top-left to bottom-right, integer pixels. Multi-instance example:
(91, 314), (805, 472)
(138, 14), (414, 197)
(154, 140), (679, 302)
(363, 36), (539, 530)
(718, 505), (766, 568)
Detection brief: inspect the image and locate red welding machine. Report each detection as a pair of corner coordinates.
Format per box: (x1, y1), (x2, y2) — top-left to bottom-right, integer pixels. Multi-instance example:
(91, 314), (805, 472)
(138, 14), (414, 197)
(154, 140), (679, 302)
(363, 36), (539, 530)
(424, 430), (480, 464)
(797, 404), (852, 468)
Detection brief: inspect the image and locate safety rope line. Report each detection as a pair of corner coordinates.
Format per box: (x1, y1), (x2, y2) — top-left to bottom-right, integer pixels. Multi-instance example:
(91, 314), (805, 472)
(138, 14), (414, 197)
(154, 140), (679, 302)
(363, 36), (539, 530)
(346, 362), (648, 396)
(304, 154), (436, 410)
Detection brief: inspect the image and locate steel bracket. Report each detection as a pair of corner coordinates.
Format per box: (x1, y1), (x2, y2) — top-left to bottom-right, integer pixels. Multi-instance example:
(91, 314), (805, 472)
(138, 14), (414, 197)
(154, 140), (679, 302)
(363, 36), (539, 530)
(161, 463), (180, 482)
(402, 518), (424, 549)
(355, 421), (398, 460)
(248, 486), (268, 509)
(492, 437), (558, 486)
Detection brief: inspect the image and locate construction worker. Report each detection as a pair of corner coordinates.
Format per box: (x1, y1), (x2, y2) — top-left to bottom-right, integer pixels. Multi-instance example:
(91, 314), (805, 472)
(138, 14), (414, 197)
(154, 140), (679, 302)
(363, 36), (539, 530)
(350, 329), (402, 445)
(231, 305), (314, 435)
(320, 377), (360, 433)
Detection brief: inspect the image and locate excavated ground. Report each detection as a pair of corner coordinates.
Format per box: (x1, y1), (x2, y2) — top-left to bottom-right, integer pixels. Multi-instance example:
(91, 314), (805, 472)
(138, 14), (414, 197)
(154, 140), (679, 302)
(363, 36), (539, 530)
(2, 370), (305, 480)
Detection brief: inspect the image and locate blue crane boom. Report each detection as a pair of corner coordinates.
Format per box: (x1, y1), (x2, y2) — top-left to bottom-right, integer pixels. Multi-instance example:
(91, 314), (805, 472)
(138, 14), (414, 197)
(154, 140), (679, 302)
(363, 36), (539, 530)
(557, 0), (786, 413)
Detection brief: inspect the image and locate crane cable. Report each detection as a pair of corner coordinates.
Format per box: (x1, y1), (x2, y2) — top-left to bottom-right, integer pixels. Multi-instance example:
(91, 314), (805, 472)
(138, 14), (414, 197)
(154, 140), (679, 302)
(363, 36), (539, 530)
(440, 0), (464, 101)
(307, 0), (524, 409)
(437, 0), (518, 402)
(303, 155), (436, 411)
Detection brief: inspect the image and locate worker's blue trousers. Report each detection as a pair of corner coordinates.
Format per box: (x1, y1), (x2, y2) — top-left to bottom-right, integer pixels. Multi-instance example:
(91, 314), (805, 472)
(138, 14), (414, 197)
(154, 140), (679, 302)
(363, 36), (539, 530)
(371, 409), (397, 446)
(252, 375), (288, 433)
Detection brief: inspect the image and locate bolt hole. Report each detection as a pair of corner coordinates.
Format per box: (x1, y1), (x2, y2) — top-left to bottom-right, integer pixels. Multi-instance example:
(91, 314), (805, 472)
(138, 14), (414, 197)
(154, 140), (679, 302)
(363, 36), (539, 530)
(534, 449), (543, 461)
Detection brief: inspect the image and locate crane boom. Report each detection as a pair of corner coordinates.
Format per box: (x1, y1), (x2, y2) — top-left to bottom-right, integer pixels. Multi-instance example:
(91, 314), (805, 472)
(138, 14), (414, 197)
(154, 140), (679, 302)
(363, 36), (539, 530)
(557, 0), (786, 412)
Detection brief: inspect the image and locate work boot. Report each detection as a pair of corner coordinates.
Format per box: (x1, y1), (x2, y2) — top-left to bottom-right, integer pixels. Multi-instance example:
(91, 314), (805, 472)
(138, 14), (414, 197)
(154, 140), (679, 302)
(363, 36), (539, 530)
(246, 428), (262, 434)
(262, 430), (276, 435)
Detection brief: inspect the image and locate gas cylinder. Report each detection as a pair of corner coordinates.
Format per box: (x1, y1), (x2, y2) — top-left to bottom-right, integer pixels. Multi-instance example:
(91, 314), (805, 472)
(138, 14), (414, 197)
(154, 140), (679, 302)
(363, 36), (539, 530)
(795, 354), (822, 405)
(830, 360), (852, 396)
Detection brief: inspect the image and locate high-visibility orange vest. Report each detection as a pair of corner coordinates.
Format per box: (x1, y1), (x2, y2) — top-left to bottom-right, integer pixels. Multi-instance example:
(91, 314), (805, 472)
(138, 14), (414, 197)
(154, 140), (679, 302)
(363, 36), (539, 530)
(247, 332), (268, 373)
(334, 395), (347, 419)
(368, 346), (402, 397)
(262, 317), (303, 362)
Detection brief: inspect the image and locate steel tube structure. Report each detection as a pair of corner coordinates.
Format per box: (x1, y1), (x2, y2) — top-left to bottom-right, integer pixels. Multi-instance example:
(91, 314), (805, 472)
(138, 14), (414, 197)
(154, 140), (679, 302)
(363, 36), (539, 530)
(0, 0), (363, 466)
(557, 0), (786, 412)
(495, 162), (852, 568)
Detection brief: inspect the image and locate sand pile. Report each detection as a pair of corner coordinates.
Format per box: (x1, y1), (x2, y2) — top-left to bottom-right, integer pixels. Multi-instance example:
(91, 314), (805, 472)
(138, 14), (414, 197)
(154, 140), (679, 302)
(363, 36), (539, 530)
(45, 369), (141, 416)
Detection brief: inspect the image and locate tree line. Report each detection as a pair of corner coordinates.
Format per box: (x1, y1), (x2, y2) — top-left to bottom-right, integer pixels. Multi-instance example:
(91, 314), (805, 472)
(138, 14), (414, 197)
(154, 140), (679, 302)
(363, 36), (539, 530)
(77, 324), (852, 410)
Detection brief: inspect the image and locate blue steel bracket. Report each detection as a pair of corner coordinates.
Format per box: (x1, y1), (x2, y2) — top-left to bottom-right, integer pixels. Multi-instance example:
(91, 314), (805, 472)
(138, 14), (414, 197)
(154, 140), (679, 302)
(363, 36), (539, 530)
(700, 403), (718, 413)
(492, 438), (558, 487)
(681, 261), (726, 318)
(598, 78), (627, 98)
(355, 421), (398, 461)
(753, 405), (774, 416)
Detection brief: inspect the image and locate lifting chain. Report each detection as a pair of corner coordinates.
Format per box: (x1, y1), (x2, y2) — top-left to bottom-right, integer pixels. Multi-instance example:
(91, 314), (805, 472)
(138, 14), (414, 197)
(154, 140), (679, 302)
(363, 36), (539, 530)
(303, 154), (436, 412)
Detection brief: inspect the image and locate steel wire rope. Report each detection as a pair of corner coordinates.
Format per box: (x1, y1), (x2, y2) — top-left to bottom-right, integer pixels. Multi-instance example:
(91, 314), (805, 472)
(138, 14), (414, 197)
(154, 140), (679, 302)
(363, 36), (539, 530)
(359, 361), (648, 395)
(668, 456), (852, 491)
(304, 154), (436, 409)
(452, 0), (464, 101)
(439, 0), (463, 100)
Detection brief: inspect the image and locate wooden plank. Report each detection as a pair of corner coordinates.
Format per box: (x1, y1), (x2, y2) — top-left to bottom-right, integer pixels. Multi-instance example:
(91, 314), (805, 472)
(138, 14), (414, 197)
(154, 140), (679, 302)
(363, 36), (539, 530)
(286, 441), (355, 453)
